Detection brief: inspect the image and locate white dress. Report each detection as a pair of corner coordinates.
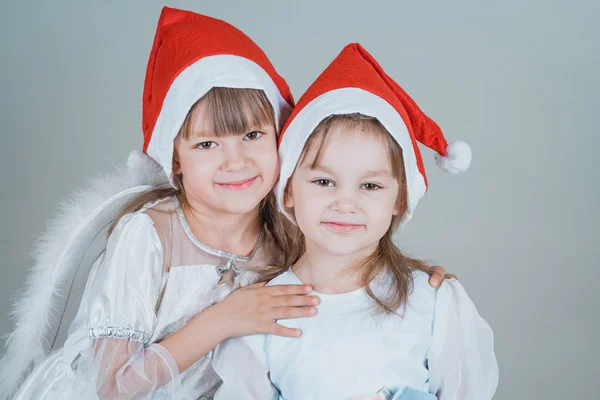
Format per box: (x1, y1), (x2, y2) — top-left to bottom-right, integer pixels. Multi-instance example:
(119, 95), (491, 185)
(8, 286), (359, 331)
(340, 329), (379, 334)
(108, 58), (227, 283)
(213, 269), (499, 400)
(14, 197), (279, 400)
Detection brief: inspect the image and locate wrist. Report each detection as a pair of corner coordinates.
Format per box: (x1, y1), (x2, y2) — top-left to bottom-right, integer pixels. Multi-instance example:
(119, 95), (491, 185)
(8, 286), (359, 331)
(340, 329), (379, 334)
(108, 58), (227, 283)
(198, 301), (235, 341)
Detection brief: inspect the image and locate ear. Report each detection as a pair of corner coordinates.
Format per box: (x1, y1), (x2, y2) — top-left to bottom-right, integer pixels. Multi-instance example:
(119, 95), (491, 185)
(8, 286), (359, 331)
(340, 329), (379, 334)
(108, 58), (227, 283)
(392, 189), (405, 216)
(172, 148), (182, 175)
(283, 181), (294, 209)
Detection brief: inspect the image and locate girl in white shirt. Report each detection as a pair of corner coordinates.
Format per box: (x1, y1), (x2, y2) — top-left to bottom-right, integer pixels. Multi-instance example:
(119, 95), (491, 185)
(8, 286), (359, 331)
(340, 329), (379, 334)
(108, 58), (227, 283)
(213, 43), (499, 400)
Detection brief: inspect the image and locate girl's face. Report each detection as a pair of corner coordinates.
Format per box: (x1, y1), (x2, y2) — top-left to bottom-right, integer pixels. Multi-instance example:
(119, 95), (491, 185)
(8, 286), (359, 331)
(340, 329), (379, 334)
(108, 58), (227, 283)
(285, 125), (401, 256)
(173, 100), (279, 215)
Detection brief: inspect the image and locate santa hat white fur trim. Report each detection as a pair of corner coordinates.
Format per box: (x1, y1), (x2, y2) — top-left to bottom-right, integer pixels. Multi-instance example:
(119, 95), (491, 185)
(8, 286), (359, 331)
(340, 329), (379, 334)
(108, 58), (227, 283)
(146, 54), (292, 188)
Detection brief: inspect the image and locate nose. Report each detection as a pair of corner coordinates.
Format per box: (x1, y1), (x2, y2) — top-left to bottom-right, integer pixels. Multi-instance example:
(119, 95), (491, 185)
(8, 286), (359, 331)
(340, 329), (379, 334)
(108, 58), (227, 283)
(221, 141), (247, 171)
(331, 187), (359, 214)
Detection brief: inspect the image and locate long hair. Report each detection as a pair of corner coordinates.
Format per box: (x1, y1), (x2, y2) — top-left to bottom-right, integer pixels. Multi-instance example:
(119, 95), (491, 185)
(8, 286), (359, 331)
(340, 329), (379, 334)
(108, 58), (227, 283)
(269, 113), (431, 314)
(108, 87), (294, 265)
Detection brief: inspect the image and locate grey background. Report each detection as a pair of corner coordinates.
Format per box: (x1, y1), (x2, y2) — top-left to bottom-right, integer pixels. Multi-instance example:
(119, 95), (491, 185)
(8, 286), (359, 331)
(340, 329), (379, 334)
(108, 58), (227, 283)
(1, 0), (598, 398)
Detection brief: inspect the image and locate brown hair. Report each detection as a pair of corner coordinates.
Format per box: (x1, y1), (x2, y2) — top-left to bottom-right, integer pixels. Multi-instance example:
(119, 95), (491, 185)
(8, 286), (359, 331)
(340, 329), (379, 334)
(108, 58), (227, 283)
(108, 87), (293, 265)
(275, 113), (431, 314)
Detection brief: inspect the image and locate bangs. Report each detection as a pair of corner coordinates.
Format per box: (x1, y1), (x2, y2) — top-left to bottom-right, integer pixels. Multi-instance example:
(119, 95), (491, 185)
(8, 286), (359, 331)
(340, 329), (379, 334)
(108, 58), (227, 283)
(300, 113), (405, 182)
(180, 87), (275, 139)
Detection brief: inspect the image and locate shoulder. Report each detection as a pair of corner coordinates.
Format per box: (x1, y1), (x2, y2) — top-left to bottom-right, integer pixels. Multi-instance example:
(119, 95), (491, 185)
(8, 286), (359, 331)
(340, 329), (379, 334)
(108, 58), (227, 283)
(409, 270), (473, 311)
(396, 269), (438, 316)
(140, 195), (177, 215)
(108, 209), (163, 261)
(112, 196), (174, 231)
(139, 196), (176, 241)
(409, 269), (437, 298)
(112, 210), (157, 236)
(434, 278), (473, 309)
(411, 269), (435, 290)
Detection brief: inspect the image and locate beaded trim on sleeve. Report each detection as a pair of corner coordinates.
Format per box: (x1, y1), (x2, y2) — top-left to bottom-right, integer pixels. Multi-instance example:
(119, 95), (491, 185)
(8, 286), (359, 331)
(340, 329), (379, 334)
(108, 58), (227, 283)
(89, 326), (151, 343)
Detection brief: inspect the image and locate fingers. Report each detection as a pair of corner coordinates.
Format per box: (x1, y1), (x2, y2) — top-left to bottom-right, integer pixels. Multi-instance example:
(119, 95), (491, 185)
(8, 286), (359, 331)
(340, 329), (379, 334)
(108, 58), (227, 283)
(272, 306), (318, 320)
(267, 324), (302, 338)
(273, 294), (320, 308)
(445, 273), (458, 280)
(428, 265), (446, 288)
(266, 284), (313, 296)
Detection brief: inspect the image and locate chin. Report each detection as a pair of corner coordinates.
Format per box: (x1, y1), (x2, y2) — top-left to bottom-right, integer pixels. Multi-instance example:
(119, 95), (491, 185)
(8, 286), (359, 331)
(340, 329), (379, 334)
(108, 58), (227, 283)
(219, 196), (264, 214)
(317, 240), (372, 257)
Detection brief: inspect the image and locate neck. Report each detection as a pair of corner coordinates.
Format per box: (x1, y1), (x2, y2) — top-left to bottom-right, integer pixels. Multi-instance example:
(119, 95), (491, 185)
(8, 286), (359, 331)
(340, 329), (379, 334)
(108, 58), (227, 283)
(293, 240), (377, 294)
(181, 197), (262, 257)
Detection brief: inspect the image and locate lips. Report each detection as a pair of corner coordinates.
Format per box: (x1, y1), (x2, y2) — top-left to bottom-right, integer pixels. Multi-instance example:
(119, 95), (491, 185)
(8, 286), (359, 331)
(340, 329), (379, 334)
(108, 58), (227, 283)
(216, 176), (258, 191)
(321, 221), (364, 233)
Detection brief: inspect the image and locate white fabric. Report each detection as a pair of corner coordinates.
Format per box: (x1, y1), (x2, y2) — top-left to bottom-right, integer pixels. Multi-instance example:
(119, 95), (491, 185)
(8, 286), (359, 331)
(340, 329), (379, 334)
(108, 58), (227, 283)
(146, 54), (293, 188)
(276, 88), (427, 228)
(14, 198), (274, 399)
(213, 270), (498, 400)
(427, 280), (499, 399)
(14, 212), (177, 399)
(0, 151), (167, 400)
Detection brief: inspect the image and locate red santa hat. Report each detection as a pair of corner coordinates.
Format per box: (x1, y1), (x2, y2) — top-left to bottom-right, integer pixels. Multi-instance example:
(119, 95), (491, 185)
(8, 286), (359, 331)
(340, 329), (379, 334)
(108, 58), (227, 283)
(276, 43), (471, 226)
(142, 6), (294, 187)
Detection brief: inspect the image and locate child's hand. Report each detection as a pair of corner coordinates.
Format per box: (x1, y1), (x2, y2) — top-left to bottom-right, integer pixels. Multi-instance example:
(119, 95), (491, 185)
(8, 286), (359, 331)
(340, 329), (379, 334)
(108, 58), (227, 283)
(214, 282), (319, 338)
(418, 263), (458, 288)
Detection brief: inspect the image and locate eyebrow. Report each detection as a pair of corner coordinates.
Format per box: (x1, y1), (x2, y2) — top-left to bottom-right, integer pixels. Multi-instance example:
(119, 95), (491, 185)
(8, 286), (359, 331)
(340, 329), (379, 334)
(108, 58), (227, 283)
(189, 124), (271, 139)
(309, 164), (335, 174)
(310, 164), (393, 178)
(362, 169), (394, 177)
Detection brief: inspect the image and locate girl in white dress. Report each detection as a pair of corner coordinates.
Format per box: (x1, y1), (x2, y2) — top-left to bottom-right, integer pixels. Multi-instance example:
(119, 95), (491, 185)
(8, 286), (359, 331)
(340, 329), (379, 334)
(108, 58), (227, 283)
(1, 7), (314, 400)
(0, 10), (450, 400)
(213, 43), (499, 400)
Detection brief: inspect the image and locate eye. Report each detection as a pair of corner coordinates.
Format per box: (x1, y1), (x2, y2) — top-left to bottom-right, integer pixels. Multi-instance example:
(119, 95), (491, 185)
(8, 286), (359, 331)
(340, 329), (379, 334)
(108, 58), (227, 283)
(361, 183), (382, 191)
(195, 141), (217, 150)
(244, 131), (263, 140)
(313, 179), (335, 187)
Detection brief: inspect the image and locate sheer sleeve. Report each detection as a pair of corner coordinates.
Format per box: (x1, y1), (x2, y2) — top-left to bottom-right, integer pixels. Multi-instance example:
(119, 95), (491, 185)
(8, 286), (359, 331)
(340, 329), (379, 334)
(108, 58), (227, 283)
(73, 212), (181, 399)
(212, 334), (279, 400)
(427, 280), (499, 400)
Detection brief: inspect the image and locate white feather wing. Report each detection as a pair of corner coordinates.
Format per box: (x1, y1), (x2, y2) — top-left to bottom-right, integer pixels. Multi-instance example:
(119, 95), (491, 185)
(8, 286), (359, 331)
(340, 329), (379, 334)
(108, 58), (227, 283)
(0, 151), (168, 399)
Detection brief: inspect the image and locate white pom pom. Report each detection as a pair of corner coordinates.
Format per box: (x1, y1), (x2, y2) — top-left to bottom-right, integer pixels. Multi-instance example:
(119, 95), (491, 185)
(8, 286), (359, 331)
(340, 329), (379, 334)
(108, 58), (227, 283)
(126, 150), (158, 172)
(126, 150), (166, 184)
(434, 140), (472, 174)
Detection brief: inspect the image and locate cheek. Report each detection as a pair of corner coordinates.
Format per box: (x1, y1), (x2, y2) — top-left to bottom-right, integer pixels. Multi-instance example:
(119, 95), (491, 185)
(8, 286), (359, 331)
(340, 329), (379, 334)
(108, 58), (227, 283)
(294, 200), (322, 236)
(182, 155), (213, 176)
(366, 194), (396, 228)
(179, 153), (220, 187)
(290, 183), (323, 221)
(255, 146), (279, 177)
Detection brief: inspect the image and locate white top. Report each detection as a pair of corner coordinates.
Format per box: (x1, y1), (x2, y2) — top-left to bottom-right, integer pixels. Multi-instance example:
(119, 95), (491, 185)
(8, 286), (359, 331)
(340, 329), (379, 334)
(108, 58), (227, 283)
(213, 269), (498, 400)
(14, 197), (278, 400)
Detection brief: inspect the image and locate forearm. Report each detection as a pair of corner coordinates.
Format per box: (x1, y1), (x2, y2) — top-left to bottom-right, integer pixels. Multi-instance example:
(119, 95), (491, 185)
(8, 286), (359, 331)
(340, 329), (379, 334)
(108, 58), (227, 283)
(93, 339), (180, 398)
(158, 302), (230, 372)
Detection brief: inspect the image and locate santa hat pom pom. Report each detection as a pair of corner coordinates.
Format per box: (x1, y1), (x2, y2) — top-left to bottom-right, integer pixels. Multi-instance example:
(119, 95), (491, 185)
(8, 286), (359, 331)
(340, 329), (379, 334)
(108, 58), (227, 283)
(434, 140), (472, 175)
(127, 150), (157, 172)
(126, 150), (165, 182)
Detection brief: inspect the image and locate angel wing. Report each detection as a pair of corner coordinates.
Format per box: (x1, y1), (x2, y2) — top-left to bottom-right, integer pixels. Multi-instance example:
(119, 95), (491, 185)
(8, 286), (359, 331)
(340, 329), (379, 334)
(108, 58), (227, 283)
(0, 150), (168, 399)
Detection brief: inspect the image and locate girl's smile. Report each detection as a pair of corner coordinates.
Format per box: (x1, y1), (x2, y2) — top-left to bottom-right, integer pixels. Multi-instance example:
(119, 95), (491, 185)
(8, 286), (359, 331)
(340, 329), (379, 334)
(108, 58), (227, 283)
(216, 176), (258, 191)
